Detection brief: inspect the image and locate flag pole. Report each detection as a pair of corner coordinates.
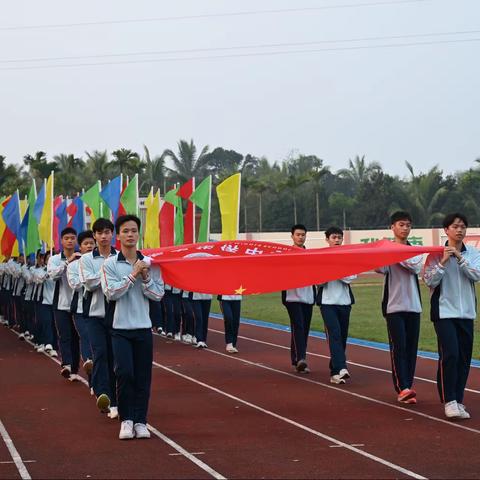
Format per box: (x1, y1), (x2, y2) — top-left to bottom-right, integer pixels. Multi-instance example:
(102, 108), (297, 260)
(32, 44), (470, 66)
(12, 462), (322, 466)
(50, 171), (54, 254)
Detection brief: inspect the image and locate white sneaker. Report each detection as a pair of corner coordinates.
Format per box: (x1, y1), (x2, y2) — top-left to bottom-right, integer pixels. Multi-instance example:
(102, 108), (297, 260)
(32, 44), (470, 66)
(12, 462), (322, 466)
(182, 334), (192, 344)
(445, 400), (461, 418)
(60, 365), (72, 378)
(134, 423), (151, 439)
(160, 329), (166, 337)
(339, 368), (350, 380)
(108, 406), (119, 419)
(68, 374), (80, 382)
(174, 333), (181, 341)
(330, 374), (346, 385)
(90, 387), (94, 396)
(458, 403), (471, 419)
(45, 344), (53, 352)
(166, 332), (173, 339)
(18, 332), (25, 341)
(195, 341), (207, 349)
(36, 344), (45, 353)
(191, 336), (197, 345)
(226, 343), (238, 353)
(119, 420), (135, 440)
(49, 349), (58, 358)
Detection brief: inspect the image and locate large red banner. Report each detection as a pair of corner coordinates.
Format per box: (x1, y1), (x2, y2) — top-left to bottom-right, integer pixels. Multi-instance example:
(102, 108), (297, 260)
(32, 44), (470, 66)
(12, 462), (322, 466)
(144, 239), (443, 295)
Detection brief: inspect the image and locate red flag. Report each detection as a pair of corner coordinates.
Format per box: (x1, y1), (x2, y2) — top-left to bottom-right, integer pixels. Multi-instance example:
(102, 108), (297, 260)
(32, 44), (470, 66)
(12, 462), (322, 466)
(53, 196), (63, 252)
(66, 201), (77, 227)
(177, 179), (194, 244)
(145, 239), (443, 295)
(159, 188), (175, 247)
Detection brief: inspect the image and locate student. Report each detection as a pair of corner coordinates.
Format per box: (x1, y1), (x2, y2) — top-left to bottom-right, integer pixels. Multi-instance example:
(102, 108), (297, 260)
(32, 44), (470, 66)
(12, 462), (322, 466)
(12, 255), (26, 338)
(22, 257), (37, 345)
(282, 224), (315, 373)
(376, 211), (423, 404)
(34, 250), (58, 357)
(317, 227), (356, 384)
(101, 215), (164, 440)
(219, 295), (242, 353)
(181, 291), (195, 344)
(79, 218), (118, 418)
(192, 292), (212, 348)
(47, 227), (81, 379)
(67, 230), (95, 378)
(423, 213), (480, 419)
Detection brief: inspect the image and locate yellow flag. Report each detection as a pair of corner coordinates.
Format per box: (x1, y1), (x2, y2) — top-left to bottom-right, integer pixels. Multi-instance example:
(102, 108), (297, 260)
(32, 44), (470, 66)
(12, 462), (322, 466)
(216, 173), (241, 240)
(39, 173), (54, 249)
(144, 189), (160, 248)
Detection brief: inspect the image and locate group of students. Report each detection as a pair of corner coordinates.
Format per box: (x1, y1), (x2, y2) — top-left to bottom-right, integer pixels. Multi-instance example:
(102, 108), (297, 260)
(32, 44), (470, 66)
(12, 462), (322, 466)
(284, 211), (480, 420)
(0, 214), (243, 440)
(1, 210), (478, 438)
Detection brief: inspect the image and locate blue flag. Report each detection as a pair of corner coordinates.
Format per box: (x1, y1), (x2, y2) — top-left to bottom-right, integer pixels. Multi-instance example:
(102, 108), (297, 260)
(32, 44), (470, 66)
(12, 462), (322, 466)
(55, 198), (68, 239)
(2, 192), (21, 248)
(100, 176), (122, 220)
(71, 196), (85, 234)
(34, 183), (46, 224)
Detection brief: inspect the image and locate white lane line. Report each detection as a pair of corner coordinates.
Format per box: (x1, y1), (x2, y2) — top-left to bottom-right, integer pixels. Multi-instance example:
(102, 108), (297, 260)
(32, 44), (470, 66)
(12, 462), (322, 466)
(0, 460), (36, 464)
(208, 327), (480, 395)
(0, 420), (32, 480)
(153, 361), (426, 480)
(147, 426), (225, 480)
(199, 345), (480, 436)
(10, 331), (226, 480)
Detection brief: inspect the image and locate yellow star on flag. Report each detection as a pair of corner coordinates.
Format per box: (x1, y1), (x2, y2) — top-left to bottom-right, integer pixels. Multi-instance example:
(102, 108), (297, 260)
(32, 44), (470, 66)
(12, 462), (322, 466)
(234, 285), (246, 294)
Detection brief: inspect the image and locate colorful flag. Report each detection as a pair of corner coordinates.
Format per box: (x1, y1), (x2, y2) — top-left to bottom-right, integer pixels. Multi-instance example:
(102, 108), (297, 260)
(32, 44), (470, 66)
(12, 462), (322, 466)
(144, 189), (160, 248)
(81, 181), (107, 222)
(1, 192), (21, 257)
(177, 178), (195, 244)
(159, 188), (175, 247)
(216, 173), (241, 240)
(189, 176), (211, 243)
(53, 196), (63, 252)
(34, 182), (45, 224)
(39, 172), (54, 250)
(100, 175), (122, 220)
(26, 181), (40, 256)
(67, 196), (85, 234)
(120, 174), (138, 215)
(0, 197), (6, 261)
(164, 187), (184, 246)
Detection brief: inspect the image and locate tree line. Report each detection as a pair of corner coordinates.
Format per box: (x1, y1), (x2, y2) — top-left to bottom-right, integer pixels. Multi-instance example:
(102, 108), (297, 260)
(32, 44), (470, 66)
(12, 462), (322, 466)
(1, 140), (480, 232)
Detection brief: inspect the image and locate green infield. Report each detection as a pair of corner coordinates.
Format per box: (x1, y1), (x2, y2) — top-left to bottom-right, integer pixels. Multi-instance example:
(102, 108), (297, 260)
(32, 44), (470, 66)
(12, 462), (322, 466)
(211, 279), (480, 360)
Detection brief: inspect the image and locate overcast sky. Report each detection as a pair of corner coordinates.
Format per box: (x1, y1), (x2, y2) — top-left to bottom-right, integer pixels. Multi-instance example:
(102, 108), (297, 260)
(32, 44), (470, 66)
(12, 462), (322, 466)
(1, 0), (479, 178)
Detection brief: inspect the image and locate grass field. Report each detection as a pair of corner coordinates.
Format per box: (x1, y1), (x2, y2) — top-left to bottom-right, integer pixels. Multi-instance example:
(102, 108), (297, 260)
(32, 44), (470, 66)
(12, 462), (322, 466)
(210, 278), (480, 359)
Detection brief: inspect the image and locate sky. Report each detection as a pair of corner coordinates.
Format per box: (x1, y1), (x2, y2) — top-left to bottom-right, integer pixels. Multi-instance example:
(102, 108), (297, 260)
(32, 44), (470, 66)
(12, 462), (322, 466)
(1, 0), (479, 178)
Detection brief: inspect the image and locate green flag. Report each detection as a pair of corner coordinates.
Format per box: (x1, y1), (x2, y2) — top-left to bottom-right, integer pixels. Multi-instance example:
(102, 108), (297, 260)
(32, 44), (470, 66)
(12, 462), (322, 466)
(82, 181), (110, 221)
(26, 181), (40, 256)
(189, 176), (211, 242)
(164, 187), (184, 245)
(120, 174), (138, 215)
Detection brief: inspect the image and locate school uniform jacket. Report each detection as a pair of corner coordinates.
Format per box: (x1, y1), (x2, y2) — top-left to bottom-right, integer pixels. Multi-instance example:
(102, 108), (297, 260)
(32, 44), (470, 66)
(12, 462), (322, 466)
(423, 244), (480, 321)
(67, 260), (84, 314)
(47, 252), (74, 312)
(79, 247), (117, 318)
(101, 251), (164, 330)
(376, 245), (423, 316)
(316, 275), (356, 306)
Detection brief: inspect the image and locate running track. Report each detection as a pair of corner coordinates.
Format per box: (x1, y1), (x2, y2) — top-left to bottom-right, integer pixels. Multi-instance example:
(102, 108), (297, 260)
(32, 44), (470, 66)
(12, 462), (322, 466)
(1, 316), (480, 479)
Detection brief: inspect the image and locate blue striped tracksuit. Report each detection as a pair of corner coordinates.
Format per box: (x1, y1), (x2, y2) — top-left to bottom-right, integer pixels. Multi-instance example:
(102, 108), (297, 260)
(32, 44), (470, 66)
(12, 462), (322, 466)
(317, 276), (356, 376)
(423, 243), (480, 404)
(101, 251), (164, 424)
(376, 248), (423, 393)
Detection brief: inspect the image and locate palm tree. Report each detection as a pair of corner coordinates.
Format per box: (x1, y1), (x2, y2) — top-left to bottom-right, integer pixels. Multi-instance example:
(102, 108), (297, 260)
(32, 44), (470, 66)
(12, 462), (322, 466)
(308, 157), (329, 231)
(111, 148), (143, 178)
(279, 160), (311, 224)
(251, 178), (269, 232)
(23, 151), (57, 182)
(162, 139), (210, 184)
(85, 150), (112, 184)
(53, 153), (85, 195)
(338, 155), (382, 188)
(141, 145), (165, 194)
(405, 161), (448, 226)
(0, 156), (25, 196)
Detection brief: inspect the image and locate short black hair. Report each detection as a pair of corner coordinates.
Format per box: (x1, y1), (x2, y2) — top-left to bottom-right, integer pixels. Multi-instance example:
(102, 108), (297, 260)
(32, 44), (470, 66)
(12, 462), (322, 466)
(61, 227), (77, 238)
(77, 230), (94, 246)
(443, 212), (468, 229)
(325, 226), (343, 238)
(115, 214), (141, 233)
(390, 211), (412, 225)
(92, 218), (114, 233)
(291, 224), (307, 235)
